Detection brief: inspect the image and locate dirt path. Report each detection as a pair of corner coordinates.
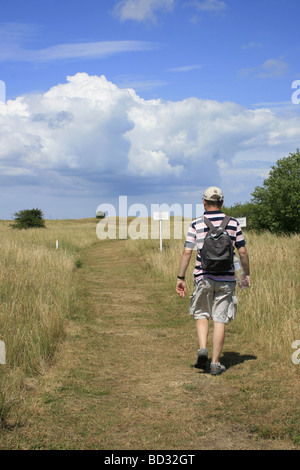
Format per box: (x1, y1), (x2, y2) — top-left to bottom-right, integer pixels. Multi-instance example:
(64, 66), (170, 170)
(0, 240), (296, 450)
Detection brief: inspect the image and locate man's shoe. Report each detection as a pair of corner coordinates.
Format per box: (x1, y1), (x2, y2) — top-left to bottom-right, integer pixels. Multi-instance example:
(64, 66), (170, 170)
(194, 348), (208, 369)
(210, 362), (226, 375)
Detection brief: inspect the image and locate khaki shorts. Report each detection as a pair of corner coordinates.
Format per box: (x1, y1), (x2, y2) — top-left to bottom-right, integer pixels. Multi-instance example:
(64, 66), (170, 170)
(189, 278), (237, 324)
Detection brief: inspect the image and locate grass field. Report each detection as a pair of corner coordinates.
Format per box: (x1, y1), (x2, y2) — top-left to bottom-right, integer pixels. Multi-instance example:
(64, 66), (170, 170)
(0, 217), (299, 448)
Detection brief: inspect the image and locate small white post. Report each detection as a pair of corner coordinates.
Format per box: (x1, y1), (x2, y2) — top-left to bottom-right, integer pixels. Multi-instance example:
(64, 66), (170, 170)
(153, 211), (169, 252)
(56, 240), (59, 249)
(159, 220), (162, 251)
(0, 341), (6, 365)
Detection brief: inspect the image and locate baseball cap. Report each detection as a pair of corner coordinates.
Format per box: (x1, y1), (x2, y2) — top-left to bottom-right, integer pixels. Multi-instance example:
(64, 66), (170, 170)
(203, 186), (224, 201)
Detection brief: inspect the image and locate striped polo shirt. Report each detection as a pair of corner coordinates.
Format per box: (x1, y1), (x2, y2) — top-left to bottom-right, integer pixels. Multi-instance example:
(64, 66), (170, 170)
(184, 210), (246, 282)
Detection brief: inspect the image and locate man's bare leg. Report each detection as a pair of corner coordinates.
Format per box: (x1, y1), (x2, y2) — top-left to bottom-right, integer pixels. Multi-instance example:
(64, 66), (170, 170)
(212, 321), (225, 364)
(196, 318), (209, 349)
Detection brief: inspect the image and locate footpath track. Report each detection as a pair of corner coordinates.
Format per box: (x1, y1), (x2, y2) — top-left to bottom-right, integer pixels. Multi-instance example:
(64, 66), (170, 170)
(0, 240), (295, 450)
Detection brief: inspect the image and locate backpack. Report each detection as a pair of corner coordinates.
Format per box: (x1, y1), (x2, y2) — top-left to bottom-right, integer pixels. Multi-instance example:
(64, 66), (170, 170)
(200, 215), (234, 273)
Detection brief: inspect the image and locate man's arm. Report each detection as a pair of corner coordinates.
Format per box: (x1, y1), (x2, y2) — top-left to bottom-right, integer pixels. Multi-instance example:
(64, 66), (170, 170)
(237, 245), (251, 287)
(176, 248), (192, 298)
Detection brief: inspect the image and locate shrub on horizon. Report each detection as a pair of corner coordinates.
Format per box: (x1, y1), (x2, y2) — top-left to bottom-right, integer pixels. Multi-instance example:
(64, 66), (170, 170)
(10, 208), (46, 230)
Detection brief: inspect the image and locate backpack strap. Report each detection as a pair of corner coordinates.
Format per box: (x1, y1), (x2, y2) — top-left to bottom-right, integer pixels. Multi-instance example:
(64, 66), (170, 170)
(220, 215), (231, 230)
(204, 215), (231, 231)
(203, 217), (214, 231)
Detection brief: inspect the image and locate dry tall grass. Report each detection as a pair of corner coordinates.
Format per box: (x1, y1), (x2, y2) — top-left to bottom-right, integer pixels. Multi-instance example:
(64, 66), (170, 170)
(126, 225), (300, 361)
(0, 219), (99, 410)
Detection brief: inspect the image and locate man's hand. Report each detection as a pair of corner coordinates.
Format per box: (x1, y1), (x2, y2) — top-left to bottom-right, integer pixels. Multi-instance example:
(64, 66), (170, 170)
(176, 279), (186, 298)
(176, 248), (192, 298)
(238, 246), (250, 287)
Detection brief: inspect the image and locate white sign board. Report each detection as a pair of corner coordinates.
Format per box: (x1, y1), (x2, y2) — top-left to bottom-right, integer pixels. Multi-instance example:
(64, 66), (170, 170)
(153, 211), (169, 221)
(236, 217), (247, 227)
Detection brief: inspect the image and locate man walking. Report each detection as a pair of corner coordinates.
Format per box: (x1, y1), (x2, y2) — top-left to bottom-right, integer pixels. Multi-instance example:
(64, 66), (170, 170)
(176, 187), (250, 375)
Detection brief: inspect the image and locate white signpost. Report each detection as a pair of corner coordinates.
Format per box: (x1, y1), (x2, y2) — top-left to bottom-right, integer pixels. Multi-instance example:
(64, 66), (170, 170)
(0, 341), (6, 365)
(236, 217), (247, 228)
(153, 211), (170, 251)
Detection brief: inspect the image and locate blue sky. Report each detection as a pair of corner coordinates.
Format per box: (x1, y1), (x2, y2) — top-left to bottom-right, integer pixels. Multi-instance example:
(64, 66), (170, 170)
(0, 0), (299, 219)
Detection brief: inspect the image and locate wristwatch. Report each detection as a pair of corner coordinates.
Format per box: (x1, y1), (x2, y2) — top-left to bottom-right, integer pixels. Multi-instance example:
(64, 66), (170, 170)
(177, 275), (185, 280)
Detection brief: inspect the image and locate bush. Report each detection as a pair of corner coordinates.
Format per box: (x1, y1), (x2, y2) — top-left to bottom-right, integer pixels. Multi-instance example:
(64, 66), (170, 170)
(224, 150), (300, 233)
(11, 208), (46, 230)
(222, 202), (258, 230)
(96, 210), (106, 219)
(251, 149), (300, 233)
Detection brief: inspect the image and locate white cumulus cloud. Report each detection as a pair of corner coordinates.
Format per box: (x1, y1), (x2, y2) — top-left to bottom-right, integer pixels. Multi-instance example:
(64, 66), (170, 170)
(0, 72), (299, 208)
